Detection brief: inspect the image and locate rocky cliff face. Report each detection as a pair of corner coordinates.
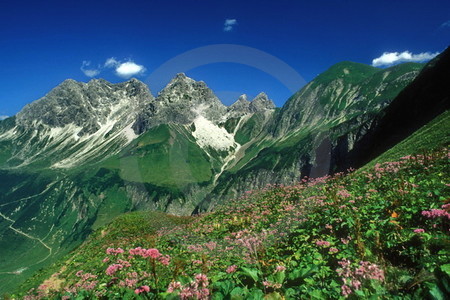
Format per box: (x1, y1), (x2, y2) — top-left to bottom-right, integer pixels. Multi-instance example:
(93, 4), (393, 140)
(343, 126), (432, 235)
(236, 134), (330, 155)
(250, 92), (276, 112)
(227, 93), (276, 119)
(271, 62), (422, 137)
(17, 78), (152, 135)
(2, 78), (153, 169)
(133, 73), (227, 133)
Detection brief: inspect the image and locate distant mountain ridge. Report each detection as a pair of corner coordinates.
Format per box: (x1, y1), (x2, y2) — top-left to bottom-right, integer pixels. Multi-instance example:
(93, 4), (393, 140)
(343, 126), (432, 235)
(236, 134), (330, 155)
(1, 48), (449, 293)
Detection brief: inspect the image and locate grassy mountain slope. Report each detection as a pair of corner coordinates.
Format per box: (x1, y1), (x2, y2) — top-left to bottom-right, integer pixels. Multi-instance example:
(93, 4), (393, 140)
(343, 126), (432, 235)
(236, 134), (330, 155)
(197, 62), (423, 211)
(0, 123), (219, 293)
(16, 135), (449, 299)
(101, 124), (214, 188)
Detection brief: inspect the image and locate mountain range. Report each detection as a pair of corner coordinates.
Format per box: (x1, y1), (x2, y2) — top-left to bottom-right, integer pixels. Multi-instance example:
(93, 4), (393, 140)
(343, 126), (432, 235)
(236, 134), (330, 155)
(0, 47), (449, 294)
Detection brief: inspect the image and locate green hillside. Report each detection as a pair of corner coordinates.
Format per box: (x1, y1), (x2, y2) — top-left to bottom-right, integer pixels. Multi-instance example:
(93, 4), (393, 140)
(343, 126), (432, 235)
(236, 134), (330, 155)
(202, 62), (423, 210)
(15, 140), (449, 299)
(101, 124), (214, 188)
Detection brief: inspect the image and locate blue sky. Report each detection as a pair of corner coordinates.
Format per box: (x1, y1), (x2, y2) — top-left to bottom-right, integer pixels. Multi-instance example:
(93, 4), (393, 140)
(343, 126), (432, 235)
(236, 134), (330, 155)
(1, 0), (449, 117)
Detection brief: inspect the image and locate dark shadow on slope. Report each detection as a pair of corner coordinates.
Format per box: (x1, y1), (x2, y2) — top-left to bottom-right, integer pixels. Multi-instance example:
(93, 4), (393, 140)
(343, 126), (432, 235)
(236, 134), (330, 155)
(337, 46), (450, 171)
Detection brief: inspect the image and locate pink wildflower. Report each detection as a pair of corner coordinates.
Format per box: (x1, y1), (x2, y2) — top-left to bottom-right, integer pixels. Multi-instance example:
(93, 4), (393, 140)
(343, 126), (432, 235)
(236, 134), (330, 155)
(315, 240), (331, 247)
(158, 255), (171, 266)
(422, 209), (450, 219)
(351, 279), (361, 290)
(106, 247), (124, 255)
(134, 285), (150, 294)
(226, 265), (238, 273)
(125, 278), (138, 287)
(205, 241), (217, 251)
(341, 237), (350, 244)
(144, 248), (161, 259)
(129, 247), (144, 256)
(167, 281), (182, 293)
(337, 189), (351, 198)
(105, 264), (123, 276)
(413, 228), (425, 233)
(329, 247), (339, 254)
(275, 265), (286, 272)
(341, 284), (352, 297)
(195, 274), (209, 287)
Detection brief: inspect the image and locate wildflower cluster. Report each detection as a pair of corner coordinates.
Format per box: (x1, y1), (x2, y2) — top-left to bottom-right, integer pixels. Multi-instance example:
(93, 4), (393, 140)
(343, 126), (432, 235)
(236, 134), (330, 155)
(22, 147), (450, 299)
(337, 259), (385, 297)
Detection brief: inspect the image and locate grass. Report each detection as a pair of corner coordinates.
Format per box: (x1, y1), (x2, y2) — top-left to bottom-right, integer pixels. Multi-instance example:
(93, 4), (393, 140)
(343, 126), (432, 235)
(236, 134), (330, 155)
(101, 124), (213, 188)
(363, 110), (450, 170)
(16, 141), (450, 299)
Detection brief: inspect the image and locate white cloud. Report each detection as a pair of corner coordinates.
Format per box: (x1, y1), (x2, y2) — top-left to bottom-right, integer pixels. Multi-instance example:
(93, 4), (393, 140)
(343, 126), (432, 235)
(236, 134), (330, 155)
(80, 61), (100, 77)
(115, 61), (146, 78)
(224, 18), (237, 32)
(440, 20), (450, 28)
(372, 51), (439, 67)
(0, 115), (8, 120)
(80, 58), (146, 78)
(104, 57), (119, 68)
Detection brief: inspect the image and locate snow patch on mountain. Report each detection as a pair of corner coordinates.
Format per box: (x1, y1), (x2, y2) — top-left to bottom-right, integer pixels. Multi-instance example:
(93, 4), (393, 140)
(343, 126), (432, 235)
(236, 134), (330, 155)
(50, 119), (132, 168)
(122, 123), (138, 142)
(48, 124), (82, 140)
(0, 127), (18, 140)
(192, 116), (234, 151)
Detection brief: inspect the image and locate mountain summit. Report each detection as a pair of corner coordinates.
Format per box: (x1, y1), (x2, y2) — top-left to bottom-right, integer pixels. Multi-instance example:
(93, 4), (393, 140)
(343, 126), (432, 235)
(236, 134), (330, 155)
(17, 78), (152, 135)
(227, 93), (275, 118)
(133, 73), (228, 133)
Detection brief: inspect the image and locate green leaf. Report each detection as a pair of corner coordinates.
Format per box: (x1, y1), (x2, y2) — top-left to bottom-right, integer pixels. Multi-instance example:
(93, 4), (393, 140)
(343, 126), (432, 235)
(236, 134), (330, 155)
(309, 290), (325, 299)
(215, 280), (235, 295)
(230, 287), (245, 298)
(264, 292), (283, 300)
(273, 272), (285, 284)
(428, 284), (445, 300)
(212, 292), (226, 300)
(241, 267), (259, 282)
(288, 266), (315, 280)
(248, 289), (264, 300)
(440, 264), (450, 276)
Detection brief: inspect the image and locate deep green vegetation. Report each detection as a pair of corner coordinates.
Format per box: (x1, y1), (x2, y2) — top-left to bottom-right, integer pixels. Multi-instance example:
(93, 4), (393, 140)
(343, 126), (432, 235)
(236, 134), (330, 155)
(17, 141), (449, 299)
(206, 61), (424, 209)
(102, 124), (213, 188)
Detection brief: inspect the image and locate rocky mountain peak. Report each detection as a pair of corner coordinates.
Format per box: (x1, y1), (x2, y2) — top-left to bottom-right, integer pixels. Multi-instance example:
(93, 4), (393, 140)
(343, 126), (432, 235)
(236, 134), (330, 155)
(250, 92), (275, 111)
(227, 94), (251, 117)
(133, 74), (227, 133)
(226, 92), (275, 119)
(157, 73), (212, 103)
(162, 73), (202, 91)
(237, 94), (248, 102)
(16, 78), (153, 135)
